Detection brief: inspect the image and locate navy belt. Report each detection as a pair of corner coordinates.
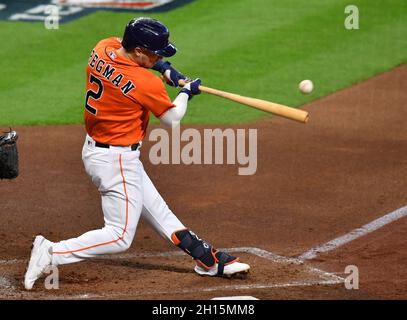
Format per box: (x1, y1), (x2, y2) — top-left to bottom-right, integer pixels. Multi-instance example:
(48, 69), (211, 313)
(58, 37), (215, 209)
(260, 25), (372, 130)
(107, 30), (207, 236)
(95, 141), (140, 151)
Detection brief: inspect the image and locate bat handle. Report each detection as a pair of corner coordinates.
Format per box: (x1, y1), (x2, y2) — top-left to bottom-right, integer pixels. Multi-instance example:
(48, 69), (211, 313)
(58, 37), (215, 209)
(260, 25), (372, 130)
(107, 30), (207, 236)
(178, 79), (207, 93)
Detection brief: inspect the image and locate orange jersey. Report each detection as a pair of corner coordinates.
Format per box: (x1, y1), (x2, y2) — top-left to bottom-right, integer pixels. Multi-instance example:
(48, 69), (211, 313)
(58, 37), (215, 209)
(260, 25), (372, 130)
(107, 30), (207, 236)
(84, 37), (174, 146)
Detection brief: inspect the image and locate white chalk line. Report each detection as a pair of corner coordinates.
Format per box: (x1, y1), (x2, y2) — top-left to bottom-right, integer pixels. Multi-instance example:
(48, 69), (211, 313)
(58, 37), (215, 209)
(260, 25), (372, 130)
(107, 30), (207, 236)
(299, 204), (407, 260)
(23, 275), (342, 300)
(0, 259), (20, 265)
(59, 278), (342, 300)
(0, 247), (343, 299)
(31, 276), (342, 300)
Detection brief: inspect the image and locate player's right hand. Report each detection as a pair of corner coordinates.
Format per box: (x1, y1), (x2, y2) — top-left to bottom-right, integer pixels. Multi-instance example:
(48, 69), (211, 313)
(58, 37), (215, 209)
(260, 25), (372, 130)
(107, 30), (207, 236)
(152, 60), (186, 87)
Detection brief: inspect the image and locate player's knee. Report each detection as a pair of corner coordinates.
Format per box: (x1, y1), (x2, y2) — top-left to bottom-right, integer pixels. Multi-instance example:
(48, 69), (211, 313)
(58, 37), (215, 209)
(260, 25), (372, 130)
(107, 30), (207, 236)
(118, 230), (135, 251)
(118, 238), (131, 251)
(106, 225), (135, 252)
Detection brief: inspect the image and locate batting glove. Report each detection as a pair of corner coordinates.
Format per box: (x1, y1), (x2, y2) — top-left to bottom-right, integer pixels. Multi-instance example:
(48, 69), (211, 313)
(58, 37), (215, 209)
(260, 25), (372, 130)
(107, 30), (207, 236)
(152, 60), (186, 87)
(179, 78), (201, 100)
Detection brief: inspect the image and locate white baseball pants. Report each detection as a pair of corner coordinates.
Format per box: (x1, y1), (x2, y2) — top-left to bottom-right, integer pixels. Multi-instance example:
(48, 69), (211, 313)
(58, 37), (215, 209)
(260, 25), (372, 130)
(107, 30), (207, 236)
(51, 135), (185, 265)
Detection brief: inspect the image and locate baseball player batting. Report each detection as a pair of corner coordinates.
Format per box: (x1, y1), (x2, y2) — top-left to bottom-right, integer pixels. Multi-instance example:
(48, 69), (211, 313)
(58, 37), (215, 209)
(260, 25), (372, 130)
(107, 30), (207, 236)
(24, 17), (250, 290)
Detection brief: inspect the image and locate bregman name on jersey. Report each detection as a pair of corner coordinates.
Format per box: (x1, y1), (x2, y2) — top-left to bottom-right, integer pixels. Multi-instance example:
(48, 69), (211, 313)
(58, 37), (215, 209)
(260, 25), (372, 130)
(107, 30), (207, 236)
(88, 50), (136, 96)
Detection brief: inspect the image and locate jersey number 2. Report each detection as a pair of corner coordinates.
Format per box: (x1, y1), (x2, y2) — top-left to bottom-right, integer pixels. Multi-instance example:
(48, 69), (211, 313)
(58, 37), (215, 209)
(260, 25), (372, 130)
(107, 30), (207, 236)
(85, 74), (104, 115)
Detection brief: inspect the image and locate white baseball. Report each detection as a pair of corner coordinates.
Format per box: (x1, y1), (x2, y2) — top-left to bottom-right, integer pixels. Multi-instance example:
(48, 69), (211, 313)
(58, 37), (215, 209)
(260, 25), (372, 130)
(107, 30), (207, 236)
(299, 80), (314, 94)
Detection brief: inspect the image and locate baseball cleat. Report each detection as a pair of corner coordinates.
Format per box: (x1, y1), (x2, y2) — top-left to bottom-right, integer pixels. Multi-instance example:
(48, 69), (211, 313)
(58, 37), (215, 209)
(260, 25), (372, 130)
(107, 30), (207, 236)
(24, 235), (53, 290)
(194, 260), (250, 278)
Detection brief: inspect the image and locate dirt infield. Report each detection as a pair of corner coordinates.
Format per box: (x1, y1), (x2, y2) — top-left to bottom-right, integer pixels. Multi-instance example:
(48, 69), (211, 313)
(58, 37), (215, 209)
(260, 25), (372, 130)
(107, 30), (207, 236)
(1, 64), (407, 299)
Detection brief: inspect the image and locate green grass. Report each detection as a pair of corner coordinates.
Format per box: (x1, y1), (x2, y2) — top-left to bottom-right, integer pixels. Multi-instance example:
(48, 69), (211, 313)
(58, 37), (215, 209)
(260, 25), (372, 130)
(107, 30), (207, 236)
(1, 0), (407, 125)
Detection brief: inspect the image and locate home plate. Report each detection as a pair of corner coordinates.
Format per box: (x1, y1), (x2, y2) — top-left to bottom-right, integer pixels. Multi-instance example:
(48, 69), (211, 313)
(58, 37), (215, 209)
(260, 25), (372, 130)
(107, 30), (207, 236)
(211, 296), (259, 300)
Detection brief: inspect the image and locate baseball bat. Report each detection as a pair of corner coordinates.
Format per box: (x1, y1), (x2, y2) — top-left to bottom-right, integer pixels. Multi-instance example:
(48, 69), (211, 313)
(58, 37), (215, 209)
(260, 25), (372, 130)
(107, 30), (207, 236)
(178, 80), (309, 123)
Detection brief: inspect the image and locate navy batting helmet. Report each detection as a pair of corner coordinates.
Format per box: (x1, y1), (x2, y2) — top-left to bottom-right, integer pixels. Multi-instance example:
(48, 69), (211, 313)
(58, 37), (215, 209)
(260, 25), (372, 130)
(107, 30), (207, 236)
(121, 17), (177, 57)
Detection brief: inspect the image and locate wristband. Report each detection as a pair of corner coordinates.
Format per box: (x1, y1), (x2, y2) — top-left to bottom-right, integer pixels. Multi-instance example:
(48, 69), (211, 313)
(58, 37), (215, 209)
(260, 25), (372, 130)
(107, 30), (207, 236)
(179, 88), (193, 100)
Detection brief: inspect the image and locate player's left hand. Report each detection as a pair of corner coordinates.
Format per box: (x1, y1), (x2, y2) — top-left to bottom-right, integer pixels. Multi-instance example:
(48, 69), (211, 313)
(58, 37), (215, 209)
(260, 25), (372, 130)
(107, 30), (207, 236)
(152, 60), (186, 87)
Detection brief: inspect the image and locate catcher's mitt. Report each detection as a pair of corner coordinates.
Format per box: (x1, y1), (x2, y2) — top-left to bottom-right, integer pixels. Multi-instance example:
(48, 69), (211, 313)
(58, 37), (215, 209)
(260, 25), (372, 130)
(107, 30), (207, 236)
(0, 129), (19, 180)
